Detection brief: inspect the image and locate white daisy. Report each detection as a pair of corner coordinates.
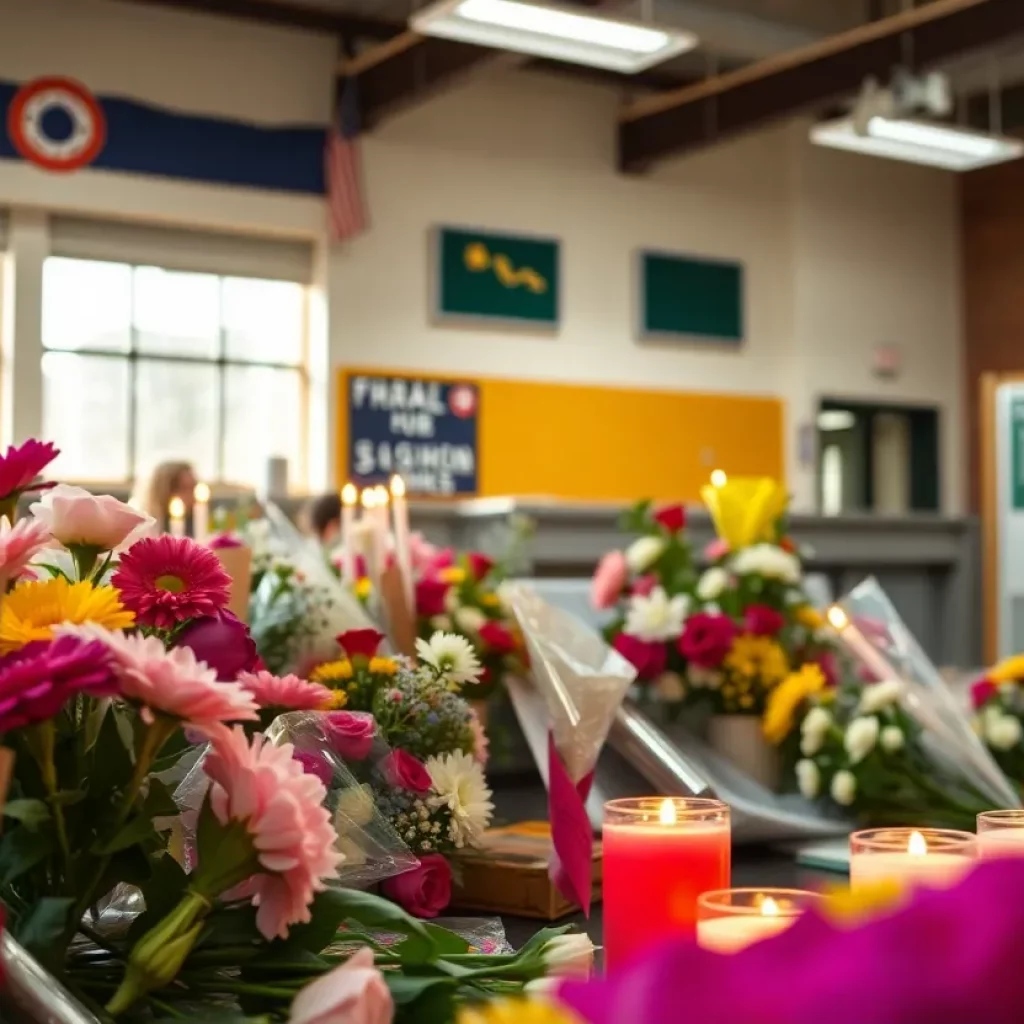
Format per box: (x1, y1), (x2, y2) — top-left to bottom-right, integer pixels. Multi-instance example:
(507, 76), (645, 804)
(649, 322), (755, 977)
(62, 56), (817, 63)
(623, 586), (690, 642)
(730, 544), (801, 584)
(416, 631), (483, 685)
(426, 750), (494, 848)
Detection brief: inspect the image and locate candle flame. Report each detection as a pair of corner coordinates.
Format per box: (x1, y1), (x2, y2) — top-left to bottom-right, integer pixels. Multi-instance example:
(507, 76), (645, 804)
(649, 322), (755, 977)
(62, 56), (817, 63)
(193, 482), (210, 504)
(710, 469), (727, 487)
(760, 897), (780, 918)
(826, 606), (848, 631)
(390, 475), (406, 498)
(375, 485), (390, 506)
(908, 831), (928, 856)
(168, 497), (186, 518)
(341, 483), (358, 506)
(658, 799), (677, 826)
(361, 489), (376, 510)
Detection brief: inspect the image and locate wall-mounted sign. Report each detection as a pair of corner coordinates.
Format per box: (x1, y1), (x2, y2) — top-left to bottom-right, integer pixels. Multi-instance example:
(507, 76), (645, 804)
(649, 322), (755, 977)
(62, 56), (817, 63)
(1011, 395), (1024, 511)
(638, 250), (744, 343)
(433, 226), (560, 328)
(344, 371), (479, 496)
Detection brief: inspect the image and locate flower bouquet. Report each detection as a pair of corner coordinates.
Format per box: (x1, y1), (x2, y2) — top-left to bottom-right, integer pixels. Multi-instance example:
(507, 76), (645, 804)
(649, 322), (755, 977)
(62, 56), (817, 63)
(970, 655), (1024, 787)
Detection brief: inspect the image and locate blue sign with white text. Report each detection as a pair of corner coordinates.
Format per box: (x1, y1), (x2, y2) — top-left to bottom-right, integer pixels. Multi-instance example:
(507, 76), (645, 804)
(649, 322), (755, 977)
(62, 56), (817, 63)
(346, 373), (479, 496)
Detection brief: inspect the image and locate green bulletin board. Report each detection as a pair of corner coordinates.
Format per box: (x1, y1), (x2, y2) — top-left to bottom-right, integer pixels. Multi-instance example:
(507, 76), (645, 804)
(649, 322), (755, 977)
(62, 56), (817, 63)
(434, 226), (559, 328)
(639, 251), (744, 343)
(1011, 395), (1024, 510)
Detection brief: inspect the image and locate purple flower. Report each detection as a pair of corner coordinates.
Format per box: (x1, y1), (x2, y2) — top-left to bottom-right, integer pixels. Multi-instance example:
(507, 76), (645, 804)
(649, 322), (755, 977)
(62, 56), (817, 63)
(0, 635), (116, 732)
(558, 859), (1024, 1024)
(175, 609), (260, 681)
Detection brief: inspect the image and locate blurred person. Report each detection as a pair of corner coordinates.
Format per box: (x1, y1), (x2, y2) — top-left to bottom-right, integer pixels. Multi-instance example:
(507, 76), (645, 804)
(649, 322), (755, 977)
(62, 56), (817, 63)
(134, 460), (197, 533)
(306, 491), (341, 545)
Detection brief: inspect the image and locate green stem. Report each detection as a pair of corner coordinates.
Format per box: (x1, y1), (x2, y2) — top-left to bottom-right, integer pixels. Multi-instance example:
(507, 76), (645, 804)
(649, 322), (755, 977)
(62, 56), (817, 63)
(26, 722), (74, 891)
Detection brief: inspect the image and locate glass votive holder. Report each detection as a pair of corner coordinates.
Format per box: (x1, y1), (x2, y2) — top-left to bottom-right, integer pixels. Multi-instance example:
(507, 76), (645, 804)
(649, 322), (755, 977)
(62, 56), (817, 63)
(850, 827), (977, 890)
(977, 810), (1024, 858)
(603, 797), (730, 972)
(696, 888), (823, 953)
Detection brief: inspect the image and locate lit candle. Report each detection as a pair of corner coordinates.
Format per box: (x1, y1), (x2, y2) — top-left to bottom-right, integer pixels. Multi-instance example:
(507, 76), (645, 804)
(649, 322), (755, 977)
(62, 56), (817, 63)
(361, 488), (383, 592)
(977, 810), (1024, 858)
(710, 468), (728, 487)
(697, 889), (822, 954)
(339, 483), (358, 584)
(850, 828), (977, 890)
(390, 475), (414, 613)
(603, 797), (730, 973)
(193, 482), (211, 544)
(168, 497), (187, 539)
(374, 485), (391, 569)
(826, 606), (895, 683)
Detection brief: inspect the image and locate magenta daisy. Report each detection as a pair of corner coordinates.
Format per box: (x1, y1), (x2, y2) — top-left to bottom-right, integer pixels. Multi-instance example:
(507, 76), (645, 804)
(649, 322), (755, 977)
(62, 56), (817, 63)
(238, 670), (333, 712)
(112, 536), (231, 629)
(0, 439), (59, 514)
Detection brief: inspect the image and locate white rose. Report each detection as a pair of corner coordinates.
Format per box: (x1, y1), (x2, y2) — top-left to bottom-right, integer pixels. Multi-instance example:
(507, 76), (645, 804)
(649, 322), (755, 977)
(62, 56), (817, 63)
(654, 672), (686, 702)
(858, 680), (904, 715)
(844, 716), (880, 764)
(32, 484), (155, 553)
(730, 544), (801, 584)
(800, 730), (825, 757)
(801, 706), (832, 737)
(830, 769), (858, 806)
(986, 713), (1023, 752)
(625, 536), (666, 573)
(697, 567), (730, 602)
(880, 725), (905, 753)
(454, 606), (487, 633)
(795, 759), (821, 799)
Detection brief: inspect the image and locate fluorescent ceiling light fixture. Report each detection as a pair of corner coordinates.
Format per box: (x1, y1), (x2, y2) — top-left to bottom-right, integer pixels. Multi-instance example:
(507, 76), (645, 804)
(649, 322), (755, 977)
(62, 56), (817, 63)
(411, 0), (698, 74)
(817, 410), (856, 432)
(810, 115), (1024, 172)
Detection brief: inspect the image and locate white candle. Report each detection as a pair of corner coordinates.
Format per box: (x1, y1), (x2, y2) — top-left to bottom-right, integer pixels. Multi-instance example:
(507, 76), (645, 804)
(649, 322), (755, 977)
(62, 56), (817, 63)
(374, 485), (391, 568)
(850, 829), (976, 890)
(361, 488), (384, 592)
(697, 898), (795, 954)
(826, 606), (895, 682)
(168, 497), (187, 539)
(390, 475), (413, 613)
(339, 483), (358, 584)
(193, 482), (210, 543)
(978, 827), (1024, 858)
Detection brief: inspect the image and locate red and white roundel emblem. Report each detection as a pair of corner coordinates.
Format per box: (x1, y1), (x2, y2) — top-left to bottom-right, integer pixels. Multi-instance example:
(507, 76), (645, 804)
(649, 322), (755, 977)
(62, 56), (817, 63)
(8, 77), (106, 173)
(448, 385), (477, 418)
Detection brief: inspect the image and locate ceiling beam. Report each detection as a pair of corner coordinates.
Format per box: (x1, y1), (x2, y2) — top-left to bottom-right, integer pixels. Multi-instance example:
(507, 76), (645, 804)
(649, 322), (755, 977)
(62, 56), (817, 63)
(619, 0), (1024, 171)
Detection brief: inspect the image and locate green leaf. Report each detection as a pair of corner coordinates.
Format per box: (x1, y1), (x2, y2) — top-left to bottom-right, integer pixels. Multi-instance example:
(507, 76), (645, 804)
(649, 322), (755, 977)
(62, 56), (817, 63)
(15, 897), (75, 962)
(144, 778), (182, 819)
(92, 813), (158, 855)
(193, 902), (261, 952)
(422, 922), (470, 956)
(128, 853), (190, 941)
(387, 975), (457, 1024)
(0, 824), (53, 884)
(89, 705), (133, 800)
(3, 799), (51, 830)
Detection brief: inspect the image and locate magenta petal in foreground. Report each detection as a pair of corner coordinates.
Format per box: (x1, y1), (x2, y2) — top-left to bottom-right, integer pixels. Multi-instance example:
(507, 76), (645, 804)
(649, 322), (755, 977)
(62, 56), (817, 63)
(548, 731), (595, 917)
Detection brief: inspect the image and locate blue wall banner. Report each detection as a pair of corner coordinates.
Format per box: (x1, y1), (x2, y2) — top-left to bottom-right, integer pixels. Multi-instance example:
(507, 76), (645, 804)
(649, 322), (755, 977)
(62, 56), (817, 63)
(344, 371), (480, 497)
(0, 77), (326, 194)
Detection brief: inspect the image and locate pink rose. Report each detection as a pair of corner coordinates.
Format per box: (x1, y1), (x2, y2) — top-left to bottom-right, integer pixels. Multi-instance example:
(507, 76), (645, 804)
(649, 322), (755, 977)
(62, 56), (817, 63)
(31, 484), (153, 552)
(631, 574), (658, 598)
(336, 628), (385, 661)
(972, 678), (998, 710)
(479, 620), (517, 655)
(381, 855), (452, 919)
(653, 504), (687, 534)
(678, 613), (738, 669)
(415, 577), (451, 617)
(591, 551), (628, 610)
(409, 532), (440, 572)
(293, 750), (334, 787)
(425, 547), (456, 573)
(467, 552), (495, 581)
(743, 604), (785, 637)
(613, 633), (667, 681)
(380, 749), (431, 794)
(325, 711), (377, 761)
(287, 946), (393, 1024)
(704, 538), (730, 562)
(208, 532), (244, 550)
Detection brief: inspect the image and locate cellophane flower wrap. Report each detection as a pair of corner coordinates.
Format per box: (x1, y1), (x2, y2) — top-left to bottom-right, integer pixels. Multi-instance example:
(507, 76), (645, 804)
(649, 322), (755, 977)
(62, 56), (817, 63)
(774, 576), (1020, 828)
(507, 585), (635, 914)
(969, 653), (1024, 788)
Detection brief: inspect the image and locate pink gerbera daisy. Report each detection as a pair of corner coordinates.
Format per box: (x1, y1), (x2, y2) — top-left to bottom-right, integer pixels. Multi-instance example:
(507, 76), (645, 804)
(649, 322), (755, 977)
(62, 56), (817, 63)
(0, 516), (51, 587)
(112, 536), (232, 629)
(202, 725), (343, 940)
(0, 439), (59, 508)
(238, 670), (333, 712)
(58, 623), (258, 729)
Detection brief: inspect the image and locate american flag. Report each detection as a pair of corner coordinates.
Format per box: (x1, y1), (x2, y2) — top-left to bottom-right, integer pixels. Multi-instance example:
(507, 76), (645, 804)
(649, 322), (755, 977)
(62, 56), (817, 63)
(325, 78), (368, 242)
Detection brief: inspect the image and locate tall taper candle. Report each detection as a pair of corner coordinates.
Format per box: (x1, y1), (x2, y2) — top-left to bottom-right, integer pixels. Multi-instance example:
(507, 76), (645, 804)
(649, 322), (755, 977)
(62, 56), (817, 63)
(361, 488), (383, 592)
(193, 482), (211, 544)
(340, 483), (358, 584)
(168, 497), (187, 539)
(390, 475), (414, 613)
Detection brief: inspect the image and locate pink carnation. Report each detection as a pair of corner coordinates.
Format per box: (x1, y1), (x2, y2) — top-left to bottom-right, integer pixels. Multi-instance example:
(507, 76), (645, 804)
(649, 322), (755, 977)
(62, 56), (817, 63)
(203, 726), (343, 940)
(591, 551), (628, 610)
(239, 670), (332, 711)
(704, 538), (730, 562)
(59, 624), (259, 730)
(0, 516), (51, 586)
(678, 613), (738, 669)
(631, 574), (658, 598)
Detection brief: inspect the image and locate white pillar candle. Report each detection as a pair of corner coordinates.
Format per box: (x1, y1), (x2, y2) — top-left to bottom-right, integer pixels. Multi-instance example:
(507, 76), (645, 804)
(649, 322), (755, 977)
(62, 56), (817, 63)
(361, 488), (384, 593)
(168, 497), (187, 539)
(339, 483), (358, 584)
(850, 829), (976, 891)
(390, 474), (414, 613)
(193, 482), (210, 544)
(697, 899), (794, 954)
(977, 810), (1024, 858)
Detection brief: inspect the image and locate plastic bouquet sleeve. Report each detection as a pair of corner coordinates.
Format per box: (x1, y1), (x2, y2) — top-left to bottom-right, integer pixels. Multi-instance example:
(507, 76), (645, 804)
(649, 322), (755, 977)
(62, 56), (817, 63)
(506, 584), (636, 915)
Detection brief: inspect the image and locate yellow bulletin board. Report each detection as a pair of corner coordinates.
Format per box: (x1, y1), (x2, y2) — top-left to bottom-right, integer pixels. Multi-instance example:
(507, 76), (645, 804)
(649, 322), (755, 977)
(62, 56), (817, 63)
(338, 367), (784, 503)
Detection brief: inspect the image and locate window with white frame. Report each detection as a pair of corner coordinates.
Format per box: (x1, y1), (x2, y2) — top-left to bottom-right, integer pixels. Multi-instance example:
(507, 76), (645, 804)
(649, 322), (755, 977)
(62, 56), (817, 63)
(41, 257), (307, 488)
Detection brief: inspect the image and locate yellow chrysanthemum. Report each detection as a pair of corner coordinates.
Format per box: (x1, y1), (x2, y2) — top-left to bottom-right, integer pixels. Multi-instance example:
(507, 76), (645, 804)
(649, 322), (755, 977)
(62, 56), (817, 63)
(480, 593), (501, 609)
(310, 659), (354, 684)
(326, 690), (349, 709)
(723, 634), (789, 688)
(0, 578), (135, 653)
(458, 1000), (582, 1024)
(820, 879), (905, 925)
(368, 656), (399, 676)
(438, 566), (467, 585)
(990, 654), (1024, 684)
(795, 605), (824, 630)
(354, 577), (373, 600)
(763, 663), (827, 744)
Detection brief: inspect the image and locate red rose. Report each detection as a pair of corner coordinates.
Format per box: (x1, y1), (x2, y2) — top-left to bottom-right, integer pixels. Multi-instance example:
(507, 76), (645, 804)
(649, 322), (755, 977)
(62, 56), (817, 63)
(336, 628), (385, 660)
(653, 504), (687, 534)
(613, 633), (667, 681)
(971, 678), (997, 710)
(467, 552), (495, 581)
(479, 620), (516, 654)
(415, 577), (451, 617)
(381, 749), (432, 794)
(678, 613), (738, 669)
(382, 855), (452, 919)
(743, 604), (785, 637)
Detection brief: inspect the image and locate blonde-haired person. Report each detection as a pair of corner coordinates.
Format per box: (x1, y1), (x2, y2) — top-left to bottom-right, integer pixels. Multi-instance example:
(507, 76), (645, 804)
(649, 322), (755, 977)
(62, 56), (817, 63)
(133, 460), (198, 533)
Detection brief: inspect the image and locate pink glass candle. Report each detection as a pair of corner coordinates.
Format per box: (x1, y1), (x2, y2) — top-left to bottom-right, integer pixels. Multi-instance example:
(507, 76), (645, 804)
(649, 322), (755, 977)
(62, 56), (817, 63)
(978, 810), (1024, 858)
(603, 797), (730, 973)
